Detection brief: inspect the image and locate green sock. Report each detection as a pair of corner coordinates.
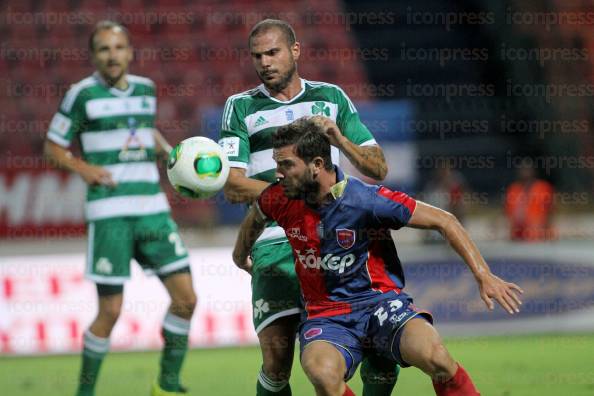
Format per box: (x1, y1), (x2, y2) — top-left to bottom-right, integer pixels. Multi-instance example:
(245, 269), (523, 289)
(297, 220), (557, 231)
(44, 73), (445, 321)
(256, 368), (292, 396)
(361, 355), (400, 396)
(159, 313), (190, 392)
(76, 330), (110, 396)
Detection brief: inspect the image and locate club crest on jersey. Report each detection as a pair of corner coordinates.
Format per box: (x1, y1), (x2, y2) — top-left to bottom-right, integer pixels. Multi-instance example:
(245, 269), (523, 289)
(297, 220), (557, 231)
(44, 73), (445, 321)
(336, 229), (356, 249)
(303, 328), (322, 340)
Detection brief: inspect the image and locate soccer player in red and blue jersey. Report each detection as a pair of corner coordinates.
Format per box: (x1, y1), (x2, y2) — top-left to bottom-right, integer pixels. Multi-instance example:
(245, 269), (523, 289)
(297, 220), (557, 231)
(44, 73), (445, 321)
(233, 118), (523, 396)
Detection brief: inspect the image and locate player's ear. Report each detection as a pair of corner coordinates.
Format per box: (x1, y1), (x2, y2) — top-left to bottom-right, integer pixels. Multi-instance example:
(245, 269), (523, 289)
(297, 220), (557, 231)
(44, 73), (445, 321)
(311, 157), (324, 175)
(292, 41), (300, 61)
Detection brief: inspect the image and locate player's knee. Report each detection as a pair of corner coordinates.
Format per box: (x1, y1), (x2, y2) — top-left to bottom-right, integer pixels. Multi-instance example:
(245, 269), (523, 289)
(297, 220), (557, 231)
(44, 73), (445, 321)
(302, 355), (343, 392)
(98, 303), (122, 325)
(426, 341), (455, 376)
(262, 359), (291, 382)
(172, 293), (197, 318)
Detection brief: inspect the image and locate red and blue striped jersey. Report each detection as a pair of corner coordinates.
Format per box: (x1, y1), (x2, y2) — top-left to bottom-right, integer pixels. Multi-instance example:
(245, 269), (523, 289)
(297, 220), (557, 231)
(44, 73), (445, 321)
(257, 167), (417, 319)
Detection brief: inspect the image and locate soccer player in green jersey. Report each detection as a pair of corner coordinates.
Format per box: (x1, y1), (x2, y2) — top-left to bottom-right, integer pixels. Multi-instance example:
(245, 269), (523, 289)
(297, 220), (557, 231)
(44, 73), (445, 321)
(219, 19), (398, 396)
(44, 21), (195, 396)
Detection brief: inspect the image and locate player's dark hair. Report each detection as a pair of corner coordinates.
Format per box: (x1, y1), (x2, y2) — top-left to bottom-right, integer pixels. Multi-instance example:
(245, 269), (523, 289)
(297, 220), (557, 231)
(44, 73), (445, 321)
(89, 20), (131, 52)
(272, 118), (333, 171)
(249, 19), (296, 48)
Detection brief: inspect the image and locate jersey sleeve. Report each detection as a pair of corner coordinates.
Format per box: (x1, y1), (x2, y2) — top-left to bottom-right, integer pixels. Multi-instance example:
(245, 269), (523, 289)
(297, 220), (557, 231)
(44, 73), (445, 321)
(334, 87), (377, 146)
(46, 86), (87, 148)
(371, 186), (417, 229)
(256, 184), (287, 222)
(219, 96), (250, 169)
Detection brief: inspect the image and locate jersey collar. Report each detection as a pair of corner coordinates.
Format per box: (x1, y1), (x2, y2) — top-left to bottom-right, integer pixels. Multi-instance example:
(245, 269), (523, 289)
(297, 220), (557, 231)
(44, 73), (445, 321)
(329, 166), (349, 200)
(258, 78), (306, 104)
(93, 72), (135, 97)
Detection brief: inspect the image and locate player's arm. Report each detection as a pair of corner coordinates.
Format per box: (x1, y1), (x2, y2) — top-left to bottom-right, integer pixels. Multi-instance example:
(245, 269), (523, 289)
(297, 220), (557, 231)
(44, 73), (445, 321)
(43, 140), (116, 186)
(220, 96), (270, 203)
(232, 204), (267, 273)
(312, 116), (387, 181)
(44, 89), (115, 186)
(334, 134), (387, 181)
(407, 201), (524, 314)
(224, 168), (270, 204)
(153, 129), (173, 159)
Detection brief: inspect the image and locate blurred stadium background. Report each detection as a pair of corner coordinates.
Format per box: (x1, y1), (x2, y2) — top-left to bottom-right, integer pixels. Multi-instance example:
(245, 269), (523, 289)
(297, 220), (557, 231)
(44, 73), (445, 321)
(1, 0), (593, 395)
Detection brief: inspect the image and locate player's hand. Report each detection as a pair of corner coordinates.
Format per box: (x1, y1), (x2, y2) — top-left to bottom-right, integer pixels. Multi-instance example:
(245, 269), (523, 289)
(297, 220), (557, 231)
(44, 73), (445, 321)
(477, 273), (523, 315)
(79, 163), (116, 187)
(310, 116), (346, 148)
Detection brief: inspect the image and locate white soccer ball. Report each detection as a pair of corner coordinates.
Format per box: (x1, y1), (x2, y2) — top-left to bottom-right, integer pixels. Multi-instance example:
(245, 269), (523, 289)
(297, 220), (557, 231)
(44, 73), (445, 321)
(167, 136), (230, 199)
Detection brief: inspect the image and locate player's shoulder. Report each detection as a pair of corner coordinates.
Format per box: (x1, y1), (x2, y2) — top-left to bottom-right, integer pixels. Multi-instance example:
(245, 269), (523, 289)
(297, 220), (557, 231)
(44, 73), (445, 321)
(260, 181), (285, 201)
(60, 74), (98, 112)
(224, 86), (262, 106)
(127, 74), (156, 88)
(258, 182), (291, 216)
(304, 79), (347, 97)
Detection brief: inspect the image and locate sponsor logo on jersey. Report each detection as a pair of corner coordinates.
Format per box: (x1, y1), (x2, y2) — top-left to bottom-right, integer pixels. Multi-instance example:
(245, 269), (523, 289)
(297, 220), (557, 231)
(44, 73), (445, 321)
(118, 117), (147, 162)
(219, 137), (240, 157)
(295, 249), (356, 274)
(303, 327), (322, 340)
(254, 116), (268, 127)
(288, 227), (308, 242)
(336, 229), (356, 249)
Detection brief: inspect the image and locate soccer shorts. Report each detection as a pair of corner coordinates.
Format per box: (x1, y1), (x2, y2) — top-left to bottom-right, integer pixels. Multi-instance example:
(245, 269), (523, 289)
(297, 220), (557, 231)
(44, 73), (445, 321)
(298, 292), (432, 380)
(250, 240), (302, 333)
(86, 213), (190, 285)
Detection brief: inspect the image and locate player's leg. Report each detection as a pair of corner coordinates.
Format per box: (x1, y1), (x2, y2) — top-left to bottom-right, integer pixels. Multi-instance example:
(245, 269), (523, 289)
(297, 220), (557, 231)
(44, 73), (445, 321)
(257, 314), (300, 396)
(77, 287), (123, 396)
(77, 219), (132, 396)
(298, 318), (362, 396)
(398, 318), (480, 396)
(360, 354), (400, 396)
(251, 242), (302, 396)
(159, 269), (197, 393)
(134, 213), (194, 395)
(301, 341), (349, 396)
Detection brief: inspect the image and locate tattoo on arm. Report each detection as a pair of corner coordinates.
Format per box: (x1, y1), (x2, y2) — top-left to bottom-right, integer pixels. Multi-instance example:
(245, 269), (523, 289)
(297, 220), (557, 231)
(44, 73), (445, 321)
(356, 145), (388, 180)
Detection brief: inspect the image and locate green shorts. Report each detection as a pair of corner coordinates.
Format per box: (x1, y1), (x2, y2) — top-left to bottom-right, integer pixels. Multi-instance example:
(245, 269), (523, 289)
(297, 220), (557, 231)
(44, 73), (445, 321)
(251, 241), (302, 334)
(86, 213), (190, 285)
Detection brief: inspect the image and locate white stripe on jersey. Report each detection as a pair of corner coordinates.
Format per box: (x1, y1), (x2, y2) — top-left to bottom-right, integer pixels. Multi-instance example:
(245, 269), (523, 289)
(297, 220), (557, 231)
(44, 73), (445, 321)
(85, 192), (170, 221)
(103, 162), (160, 184)
(85, 96), (156, 119)
(244, 101), (338, 136)
(80, 128), (155, 152)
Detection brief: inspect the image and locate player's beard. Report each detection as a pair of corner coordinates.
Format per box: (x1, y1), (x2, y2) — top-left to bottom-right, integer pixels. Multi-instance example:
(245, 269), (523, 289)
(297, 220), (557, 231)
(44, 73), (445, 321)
(300, 172), (321, 206)
(261, 61), (296, 93)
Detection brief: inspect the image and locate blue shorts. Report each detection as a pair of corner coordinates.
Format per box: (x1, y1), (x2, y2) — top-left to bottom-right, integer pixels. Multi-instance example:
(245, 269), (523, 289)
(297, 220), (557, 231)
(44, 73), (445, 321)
(298, 292), (432, 380)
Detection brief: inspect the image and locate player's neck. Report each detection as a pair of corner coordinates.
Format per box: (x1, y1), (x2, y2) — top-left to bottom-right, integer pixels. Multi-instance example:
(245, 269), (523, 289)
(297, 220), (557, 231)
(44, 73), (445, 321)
(100, 72), (129, 91)
(316, 169), (337, 205)
(269, 74), (302, 101)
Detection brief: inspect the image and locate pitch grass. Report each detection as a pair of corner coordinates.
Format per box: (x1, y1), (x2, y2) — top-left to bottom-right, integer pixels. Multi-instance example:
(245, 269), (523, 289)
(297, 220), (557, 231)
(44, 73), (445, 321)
(1, 334), (593, 395)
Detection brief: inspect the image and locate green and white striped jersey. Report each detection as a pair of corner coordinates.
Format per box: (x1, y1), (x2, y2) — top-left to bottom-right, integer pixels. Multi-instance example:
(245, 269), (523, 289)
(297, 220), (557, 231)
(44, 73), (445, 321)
(47, 72), (169, 222)
(219, 78), (377, 247)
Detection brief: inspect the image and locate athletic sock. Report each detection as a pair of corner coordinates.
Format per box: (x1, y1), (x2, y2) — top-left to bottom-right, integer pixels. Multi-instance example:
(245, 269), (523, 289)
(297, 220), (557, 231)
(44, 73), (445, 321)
(432, 364), (480, 396)
(256, 367), (292, 396)
(361, 356), (400, 396)
(159, 312), (191, 392)
(343, 384), (356, 396)
(76, 330), (110, 396)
